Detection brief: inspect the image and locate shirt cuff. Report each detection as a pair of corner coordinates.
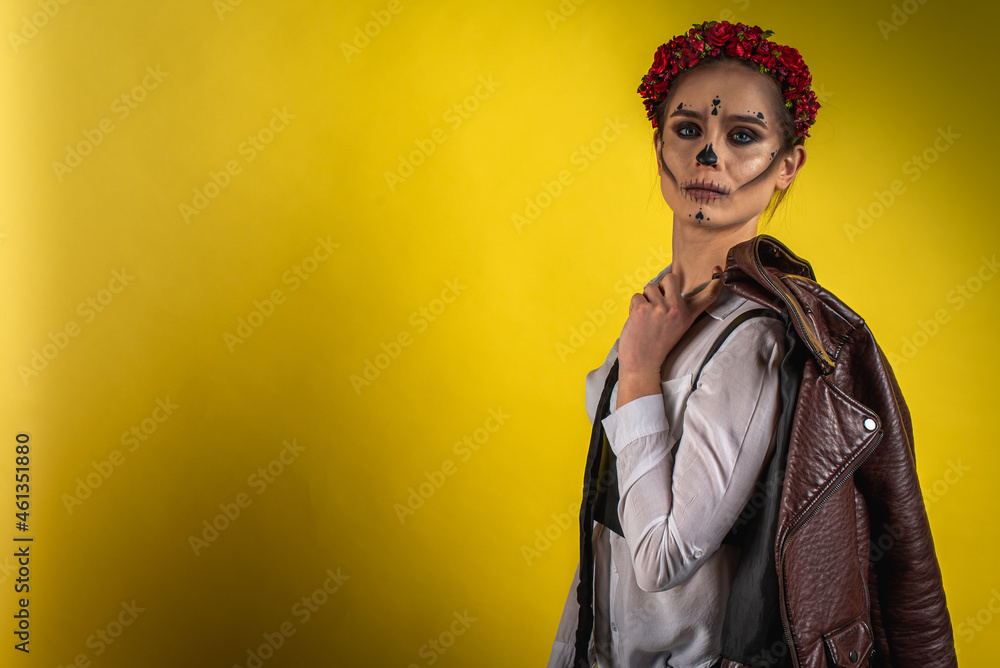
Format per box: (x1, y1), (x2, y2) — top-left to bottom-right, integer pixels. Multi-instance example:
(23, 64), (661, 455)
(601, 393), (668, 457)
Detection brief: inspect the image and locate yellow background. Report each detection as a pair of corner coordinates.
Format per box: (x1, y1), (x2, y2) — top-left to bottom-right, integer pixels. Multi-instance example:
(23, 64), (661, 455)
(1, 0), (997, 666)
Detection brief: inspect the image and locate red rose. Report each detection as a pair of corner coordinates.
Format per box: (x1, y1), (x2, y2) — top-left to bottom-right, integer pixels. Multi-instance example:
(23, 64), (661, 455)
(776, 45), (804, 72)
(704, 21), (735, 47)
(729, 40), (756, 57)
(675, 38), (702, 65)
(785, 72), (805, 90)
(650, 46), (668, 75)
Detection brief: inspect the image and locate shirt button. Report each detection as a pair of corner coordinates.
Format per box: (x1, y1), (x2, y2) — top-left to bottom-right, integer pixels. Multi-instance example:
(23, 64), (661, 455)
(863, 418), (877, 431)
(612, 562), (618, 574)
(611, 622), (617, 632)
(692, 548), (704, 559)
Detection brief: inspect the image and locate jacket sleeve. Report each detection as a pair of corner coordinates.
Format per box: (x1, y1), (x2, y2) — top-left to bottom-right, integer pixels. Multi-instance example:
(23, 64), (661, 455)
(855, 329), (958, 666)
(600, 317), (784, 592)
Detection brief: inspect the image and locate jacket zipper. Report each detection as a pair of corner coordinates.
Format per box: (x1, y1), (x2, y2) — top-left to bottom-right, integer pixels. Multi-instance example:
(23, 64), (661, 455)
(751, 246), (834, 372)
(775, 430), (884, 667)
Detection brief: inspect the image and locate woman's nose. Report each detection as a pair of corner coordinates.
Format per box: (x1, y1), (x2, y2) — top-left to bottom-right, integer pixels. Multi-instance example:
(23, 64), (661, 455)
(696, 142), (718, 166)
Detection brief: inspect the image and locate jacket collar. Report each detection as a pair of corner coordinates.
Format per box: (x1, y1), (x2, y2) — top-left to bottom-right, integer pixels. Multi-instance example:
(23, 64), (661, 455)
(723, 234), (844, 375)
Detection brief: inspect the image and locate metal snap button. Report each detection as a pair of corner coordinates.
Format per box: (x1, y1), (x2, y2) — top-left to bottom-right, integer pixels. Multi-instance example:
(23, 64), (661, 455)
(863, 418), (877, 431)
(849, 649), (858, 662)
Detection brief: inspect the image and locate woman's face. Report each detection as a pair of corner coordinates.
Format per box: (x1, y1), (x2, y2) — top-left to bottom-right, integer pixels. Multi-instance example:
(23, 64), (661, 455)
(654, 61), (804, 229)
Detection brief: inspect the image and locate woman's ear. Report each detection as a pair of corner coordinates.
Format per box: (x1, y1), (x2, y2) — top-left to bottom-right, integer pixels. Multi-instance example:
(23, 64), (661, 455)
(775, 144), (807, 190)
(654, 131), (664, 173)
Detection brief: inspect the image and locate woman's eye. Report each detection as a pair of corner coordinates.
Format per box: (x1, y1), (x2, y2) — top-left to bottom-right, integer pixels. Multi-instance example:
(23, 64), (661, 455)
(675, 125), (756, 143)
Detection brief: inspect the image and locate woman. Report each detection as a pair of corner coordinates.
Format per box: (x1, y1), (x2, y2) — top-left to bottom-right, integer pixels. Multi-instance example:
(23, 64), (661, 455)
(547, 21), (956, 668)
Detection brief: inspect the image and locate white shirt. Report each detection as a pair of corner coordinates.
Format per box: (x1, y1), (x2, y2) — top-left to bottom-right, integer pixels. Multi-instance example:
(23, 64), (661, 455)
(547, 263), (786, 668)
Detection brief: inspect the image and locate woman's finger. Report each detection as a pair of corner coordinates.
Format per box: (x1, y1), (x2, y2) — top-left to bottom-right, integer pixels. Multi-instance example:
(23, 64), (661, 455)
(653, 272), (683, 308)
(684, 266), (725, 315)
(628, 292), (646, 312)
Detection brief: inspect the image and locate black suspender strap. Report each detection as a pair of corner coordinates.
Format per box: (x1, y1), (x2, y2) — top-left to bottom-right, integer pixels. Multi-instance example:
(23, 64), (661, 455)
(690, 308), (781, 391)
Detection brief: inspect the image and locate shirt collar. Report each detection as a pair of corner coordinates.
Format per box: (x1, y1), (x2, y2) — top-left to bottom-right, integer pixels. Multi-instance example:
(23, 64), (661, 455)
(648, 262), (746, 321)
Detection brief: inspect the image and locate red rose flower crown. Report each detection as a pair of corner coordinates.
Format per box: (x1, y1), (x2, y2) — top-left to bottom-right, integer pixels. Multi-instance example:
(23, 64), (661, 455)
(638, 20), (820, 139)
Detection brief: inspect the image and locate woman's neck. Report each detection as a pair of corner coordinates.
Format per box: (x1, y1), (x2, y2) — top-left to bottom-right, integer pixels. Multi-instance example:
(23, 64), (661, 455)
(669, 217), (761, 294)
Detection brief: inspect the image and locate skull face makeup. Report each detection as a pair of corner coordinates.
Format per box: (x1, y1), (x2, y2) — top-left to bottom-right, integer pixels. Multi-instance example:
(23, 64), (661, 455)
(654, 61), (804, 230)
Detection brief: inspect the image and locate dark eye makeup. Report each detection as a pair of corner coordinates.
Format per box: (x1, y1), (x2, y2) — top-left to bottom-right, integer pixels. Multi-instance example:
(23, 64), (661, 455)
(674, 123), (758, 145)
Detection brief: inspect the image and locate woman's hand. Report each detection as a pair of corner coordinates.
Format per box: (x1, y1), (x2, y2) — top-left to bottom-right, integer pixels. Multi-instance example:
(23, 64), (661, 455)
(615, 266), (724, 409)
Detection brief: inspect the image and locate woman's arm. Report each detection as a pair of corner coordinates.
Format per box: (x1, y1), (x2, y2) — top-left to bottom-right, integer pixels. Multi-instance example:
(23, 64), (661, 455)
(602, 316), (785, 592)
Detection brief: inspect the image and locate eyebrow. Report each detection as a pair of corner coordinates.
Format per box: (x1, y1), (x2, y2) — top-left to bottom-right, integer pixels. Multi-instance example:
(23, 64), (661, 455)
(668, 107), (768, 129)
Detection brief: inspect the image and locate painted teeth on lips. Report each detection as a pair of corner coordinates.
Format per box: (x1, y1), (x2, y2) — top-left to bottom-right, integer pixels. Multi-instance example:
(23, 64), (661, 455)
(683, 179), (730, 195)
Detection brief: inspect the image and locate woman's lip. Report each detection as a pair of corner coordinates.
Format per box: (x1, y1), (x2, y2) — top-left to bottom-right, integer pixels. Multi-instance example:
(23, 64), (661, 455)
(684, 187), (726, 198)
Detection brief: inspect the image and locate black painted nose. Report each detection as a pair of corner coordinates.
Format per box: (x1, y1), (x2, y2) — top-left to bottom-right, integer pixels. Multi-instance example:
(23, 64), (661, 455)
(696, 143), (717, 166)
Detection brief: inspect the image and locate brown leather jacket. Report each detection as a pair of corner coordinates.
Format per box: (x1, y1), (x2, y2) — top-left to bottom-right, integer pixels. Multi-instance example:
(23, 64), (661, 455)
(721, 234), (957, 667)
